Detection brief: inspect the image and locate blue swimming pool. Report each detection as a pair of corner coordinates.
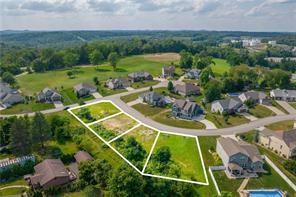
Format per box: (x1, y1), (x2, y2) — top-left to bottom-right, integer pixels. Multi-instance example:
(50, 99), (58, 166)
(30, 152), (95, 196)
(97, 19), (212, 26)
(249, 190), (283, 197)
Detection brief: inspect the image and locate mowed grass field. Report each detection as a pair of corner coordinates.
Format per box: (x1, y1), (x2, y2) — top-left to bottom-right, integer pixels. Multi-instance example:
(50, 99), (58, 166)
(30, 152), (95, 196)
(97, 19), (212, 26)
(146, 134), (206, 182)
(17, 53), (180, 95)
(210, 58), (231, 76)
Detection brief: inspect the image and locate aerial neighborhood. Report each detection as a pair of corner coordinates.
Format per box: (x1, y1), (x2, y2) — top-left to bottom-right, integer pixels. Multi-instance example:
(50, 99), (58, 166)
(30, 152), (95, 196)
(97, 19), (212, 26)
(1, 30), (296, 197)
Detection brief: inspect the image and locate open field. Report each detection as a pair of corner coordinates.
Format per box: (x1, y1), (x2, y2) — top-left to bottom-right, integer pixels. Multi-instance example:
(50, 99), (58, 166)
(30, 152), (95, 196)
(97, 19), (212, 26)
(0, 101), (54, 115)
(205, 113), (249, 128)
(100, 113), (138, 134)
(265, 120), (294, 131)
(143, 53), (180, 62)
(145, 134), (207, 182)
(17, 54), (178, 95)
(210, 58), (231, 76)
(249, 105), (275, 118)
(72, 102), (120, 123)
(60, 88), (94, 105)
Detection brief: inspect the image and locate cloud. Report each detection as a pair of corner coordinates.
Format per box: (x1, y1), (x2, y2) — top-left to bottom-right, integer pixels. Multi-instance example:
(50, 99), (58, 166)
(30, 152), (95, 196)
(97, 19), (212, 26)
(87, 0), (122, 12)
(20, 0), (77, 13)
(194, 0), (221, 14)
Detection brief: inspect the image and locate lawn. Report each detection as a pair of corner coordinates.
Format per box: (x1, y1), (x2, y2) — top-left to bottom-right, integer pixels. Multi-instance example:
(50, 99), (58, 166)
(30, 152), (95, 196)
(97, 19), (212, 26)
(72, 102), (120, 123)
(265, 120), (294, 131)
(132, 103), (167, 116)
(17, 54), (178, 95)
(0, 101), (54, 115)
(210, 58), (231, 76)
(145, 134), (207, 182)
(212, 171), (243, 195)
(120, 90), (148, 103)
(131, 80), (159, 89)
(289, 102), (296, 110)
(271, 100), (288, 114)
(60, 88), (94, 105)
(205, 113), (249, 128)
(97, 82), (126, 96)
(248, 105), (275, 118)
(0, 179), (28, 196)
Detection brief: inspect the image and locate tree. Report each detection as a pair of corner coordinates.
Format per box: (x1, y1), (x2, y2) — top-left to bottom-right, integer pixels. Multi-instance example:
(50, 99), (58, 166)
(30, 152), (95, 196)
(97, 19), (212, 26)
(204, 80), (221, 103)
(93, 76), (99, 85)
(78, 108), (93, 121)
(10, 116), (32, 156)
(63, 51), (79, 67)
(89, 49), (104, 65)
(154, 146), (171, 163)
(83, 185), (102, 197)
(108, 52), (119, 71)
(179, 50), (193, 69)
(31, 112), (51, 151)
(93, 159), (112, 188)
(149, 86), (153, 91)
(123, 137), (146, 162)
(109, 164), (145, 197)
(167, 81), (174, 92)
(193, 55), (214, 69)
(67, 71), (74, 79)
(200, 67), (214, 87)
(2, 72), (15, 85)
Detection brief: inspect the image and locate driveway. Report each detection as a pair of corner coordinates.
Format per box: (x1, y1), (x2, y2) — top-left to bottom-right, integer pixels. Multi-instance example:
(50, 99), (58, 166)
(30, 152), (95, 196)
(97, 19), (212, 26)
(199, 119), (217, 129)
(126, 87), (135, 92)
(92, 92), (103, 99)
(262, 104), (285, 115)
(276, 101), (296, 114)
(53, 101), (64, 108)
(240, 113), (258, 121)
(127, 99), (141, 106)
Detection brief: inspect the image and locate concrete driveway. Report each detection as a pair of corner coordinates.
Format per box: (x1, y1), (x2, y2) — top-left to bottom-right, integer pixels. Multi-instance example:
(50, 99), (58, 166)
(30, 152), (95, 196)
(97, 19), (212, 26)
(126, 87), (135, 92)
(200, 119), (217, 129)
(262, 104), (285, 115)
(53, 101), (64, 108)
(240, 113), (258, 121)
(276, 101), (296, 114)
(92, 92), (103, 99)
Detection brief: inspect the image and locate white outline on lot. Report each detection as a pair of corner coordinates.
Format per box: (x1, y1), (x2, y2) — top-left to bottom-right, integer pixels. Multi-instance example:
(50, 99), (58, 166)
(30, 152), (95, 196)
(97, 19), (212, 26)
(68, 100), (209, 186)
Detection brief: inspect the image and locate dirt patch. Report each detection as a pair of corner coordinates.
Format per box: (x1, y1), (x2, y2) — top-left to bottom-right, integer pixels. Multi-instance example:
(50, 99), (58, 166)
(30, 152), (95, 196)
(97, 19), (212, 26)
(101, 114), (137, 134)
(143, 53), (180, 62)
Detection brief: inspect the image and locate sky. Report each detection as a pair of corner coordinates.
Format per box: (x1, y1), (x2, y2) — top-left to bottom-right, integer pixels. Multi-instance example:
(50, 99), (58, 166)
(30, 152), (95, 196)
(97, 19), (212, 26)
(1, 0), (296, 32)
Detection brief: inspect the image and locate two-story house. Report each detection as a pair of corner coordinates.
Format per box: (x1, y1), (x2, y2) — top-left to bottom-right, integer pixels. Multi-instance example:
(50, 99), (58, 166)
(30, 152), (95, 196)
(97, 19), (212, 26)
(172, 99), (203, 120)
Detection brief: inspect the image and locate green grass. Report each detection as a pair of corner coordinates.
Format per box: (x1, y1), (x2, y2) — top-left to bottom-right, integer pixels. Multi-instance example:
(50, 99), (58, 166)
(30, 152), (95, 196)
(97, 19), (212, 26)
(146, 134), (207, 182)
(265, 120), (294, 131)
(131, 80), (159, 89)
(0, 179), (28, 196)
(60, 88), (94, 105)
(97, 82), (126, 96)
(72, 102), (120, 123)
(0, 101), (54, 115)
(205, 113), (249, 128)
(120, 90), (147, 103)
(212, 171), (243, 195)
(17, 54), (176, 95)
(132, 103), (166, 116)
(249, 105), (275, 118)
(289, 102), (296, 110)
(210, 58), (231, 76)
(47, 140), (79, 155)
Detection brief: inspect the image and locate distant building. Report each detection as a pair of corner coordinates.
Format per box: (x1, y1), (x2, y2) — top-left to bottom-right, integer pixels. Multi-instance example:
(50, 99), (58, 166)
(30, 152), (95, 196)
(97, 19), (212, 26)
(0, 82), (24, 108)
(270, 89), (296, 102)
(259, 128), (296, 158)
(268, 40), (277, 45)
(74, 151), (93, 164)
(37, 88), (62, 103)
(174, 83), (200, 97)
(73, 83), (97, 97)
(172, 99), (203, 120)
(211, 97), (247, 114)
(239, 91), (268, 104)
(216, 137), (264, 178)
(265, 57), (296, 63)
(185, 69), (201, 79)
(242, 39), (261, 47)
(26, 159), (75, 189)
(139, 92), (167, 107)
(128, 72), (153, 82)
(162, 65), (175, 78)
(0, 155), (35, 172)
(106, 77), (130, 90)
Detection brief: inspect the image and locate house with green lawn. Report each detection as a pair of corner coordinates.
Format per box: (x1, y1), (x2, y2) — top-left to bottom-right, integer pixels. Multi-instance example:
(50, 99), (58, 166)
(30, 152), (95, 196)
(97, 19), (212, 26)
(73, 83), (97, 98)
(37, 88), (62, 103)
(172, 99), (203, 120)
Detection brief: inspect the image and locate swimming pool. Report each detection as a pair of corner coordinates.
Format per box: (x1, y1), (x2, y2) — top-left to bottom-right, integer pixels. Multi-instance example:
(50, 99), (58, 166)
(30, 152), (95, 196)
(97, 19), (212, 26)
(249, 190), (283, 197)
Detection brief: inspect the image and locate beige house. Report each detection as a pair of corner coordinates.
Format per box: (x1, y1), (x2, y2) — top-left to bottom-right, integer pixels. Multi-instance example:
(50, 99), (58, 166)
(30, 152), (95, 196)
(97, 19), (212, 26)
(259, 128), (296, 158)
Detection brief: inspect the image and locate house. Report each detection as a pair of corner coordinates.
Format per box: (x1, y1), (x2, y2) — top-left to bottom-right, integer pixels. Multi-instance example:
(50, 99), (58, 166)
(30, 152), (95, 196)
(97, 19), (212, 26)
(128, 71), (153, 82)
(74, 151), (93, 164)
(239, 91), (267, 104)
(106, 77), (130, 90)
(139, 92), (167, 107)
(270, 89), (296, 102)
(172, 99), (203, 120)
(259, 128), (296, 158)
(0, 155), (35, 172)
(216, 137), (264, 178)
(211, 97), (247, 114)
(0, 82), (24, 108)
(174, 83), (200, 97)
(26, 159), (75, 189)
(185, 69), (201, 79)
(37, 88), (62, 103)
(162, 65), (175, 78)
(74, 83), (97, 97)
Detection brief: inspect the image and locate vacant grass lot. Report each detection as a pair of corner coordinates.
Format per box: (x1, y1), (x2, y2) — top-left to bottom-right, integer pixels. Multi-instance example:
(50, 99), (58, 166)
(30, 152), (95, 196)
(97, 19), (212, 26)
(72, 102), (120, 123)
(210, 58), (231, 76)
(17, 54), (177, 95)
(146, 134), (206, 182)
(132, 103), (167, 116)
(205, 113), (249, 128)
(60, 88), (94, 105)
(265, 120), (294, 131)
(249, 105), (275, 118)
(0, 102), (54, 115)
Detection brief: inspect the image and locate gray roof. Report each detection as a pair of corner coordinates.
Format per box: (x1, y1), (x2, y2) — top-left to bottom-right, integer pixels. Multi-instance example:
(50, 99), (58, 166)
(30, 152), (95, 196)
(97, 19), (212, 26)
(74, 151), (93, 163)
(174, 99), (199, 112)
(162, 65), (175, 73)
(212, 97), (242, 110)
(107, 77), (129, 85)
(186, 69), (201, 76)
(218, 137), (263, 163)
(74, 83), (96, 91)
(31, 159), (69, 186)
(271, 89), (296, 98)
(174, 83), (200, 94)
(2, 92), (23, 104)
(140, 91), (164, 101)
(240, 91), (267, 100)
(128, 71), (151, 78)
(261, 129), (296, 149)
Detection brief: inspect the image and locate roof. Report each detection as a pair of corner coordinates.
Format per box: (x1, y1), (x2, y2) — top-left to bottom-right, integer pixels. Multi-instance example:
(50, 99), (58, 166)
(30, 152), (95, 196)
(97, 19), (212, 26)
(174, 99), (199, 112)
(107, 77), (129, 84)
(140, 91), (164, 101)
(0, 82), (13, 99)
(74, 151), (93, 163)
(162, 65), (175, 73)
(74, 83), (96, 91)
(31, 159), (69, 186)
(2, 92), (23, 104)
(174, 83), (200, 94)
(240, 91), (267, 100)
(264, 129), (296, 149)
(186, 68), (201, 76)
(217, 137), (263, 163)
(271, 89), (296, 98)
(128, 71), (151, 78)
(212, 97), (242, 110)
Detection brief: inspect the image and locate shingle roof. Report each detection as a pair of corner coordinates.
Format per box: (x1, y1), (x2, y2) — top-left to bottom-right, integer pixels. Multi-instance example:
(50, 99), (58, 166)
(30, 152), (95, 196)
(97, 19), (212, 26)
(174, 83), (199, 94)
(271, 89), (296, 98)
(128, 71), (151, 78)
(218, 137), (262, 163)
(213, 97), (242, 110)
(107, 77), (129, 85)
(140, 91), (164, 101)
(241, 91), (267, 100)
(174, 99), (199, 112)
(162, 65), (175, 73)
(74, 151), (93, 164)
(273, 129), (296, 149)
